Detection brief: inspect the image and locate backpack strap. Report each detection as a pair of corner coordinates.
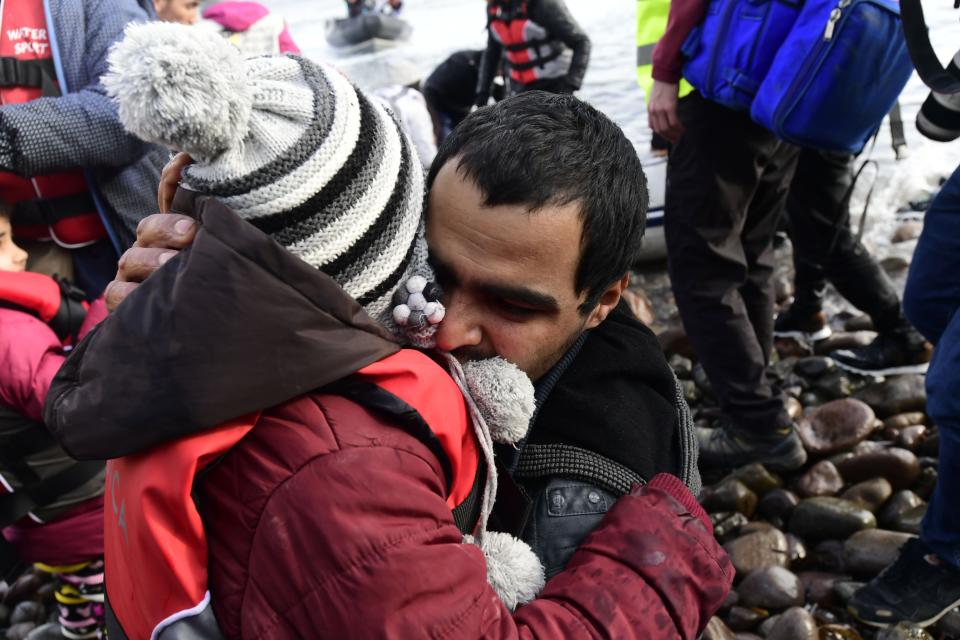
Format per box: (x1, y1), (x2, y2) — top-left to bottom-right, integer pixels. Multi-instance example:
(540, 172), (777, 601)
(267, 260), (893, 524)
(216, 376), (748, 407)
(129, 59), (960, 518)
(900, 0), (960, 94)
(326, 378), (484, 536)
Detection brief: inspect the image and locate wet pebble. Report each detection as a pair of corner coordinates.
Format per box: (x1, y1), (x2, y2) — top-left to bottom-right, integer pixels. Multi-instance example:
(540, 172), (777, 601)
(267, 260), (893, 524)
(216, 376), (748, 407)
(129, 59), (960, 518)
(890, 504), (926, 535)
(854, 375), (927, 418)
(702, 479), (758, 518)
(728, 606), (766, 632)
(758, 489), (800, 520)
(766, 607), (817, 640)
(891, 221), (923, 243)
(785, 534), (807, 568)
(785, 397), (803, 421)
(796, 399), (876, 455)
(795, 461), (844, 498)
(658, 327), (695, 359)
(3, 574), (42, 606)
(897, 425), (928, 451)
(797, 571), (849, 606)
(842, 529), (915, 576)
(9, 602), (43, 626)
(24, 624), (62, 640)
(813, 540), (848, 573)
(882, 412), (926, 432)
(913, 467), (938, 500)
(794, 357), (834, 379)
(704, 616), (738, 640)
(758, 614), (782, 638)
(835, 447), (920, 490)
(832, 580), (866, 604)
(840, 478), (893, 513)
(789, 497), (876, 541)
(725, 464), (784, 496)
(5, 623), (36, 640)
(879, 491), (925, 529)
(713, 512), (751, 542)
(0, 603), (8, 626)
(812, 370), (858, 401)
(739, 567), (804, 610)
(725, 528), (790, 575)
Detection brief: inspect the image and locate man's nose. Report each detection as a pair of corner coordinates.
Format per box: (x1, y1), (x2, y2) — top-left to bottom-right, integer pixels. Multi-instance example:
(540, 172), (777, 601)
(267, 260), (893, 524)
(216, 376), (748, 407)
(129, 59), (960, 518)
(435, 293), (482, 352)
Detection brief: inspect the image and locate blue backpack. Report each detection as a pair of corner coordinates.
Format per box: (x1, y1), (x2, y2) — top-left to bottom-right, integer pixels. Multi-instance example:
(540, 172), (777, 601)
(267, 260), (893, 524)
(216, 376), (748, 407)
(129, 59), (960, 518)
(750, 0), (915, 152)
(682, 0), (914, 152)
(681, 0), (802, 112)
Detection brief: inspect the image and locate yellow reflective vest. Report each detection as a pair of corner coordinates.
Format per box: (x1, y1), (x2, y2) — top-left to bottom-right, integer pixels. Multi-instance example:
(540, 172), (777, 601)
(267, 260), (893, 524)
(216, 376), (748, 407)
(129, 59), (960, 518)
(636, 0), (693, 103)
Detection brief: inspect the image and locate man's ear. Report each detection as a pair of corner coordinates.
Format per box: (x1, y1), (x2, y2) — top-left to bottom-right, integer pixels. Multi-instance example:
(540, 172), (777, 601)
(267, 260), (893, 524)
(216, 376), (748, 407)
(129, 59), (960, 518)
(584, 274), (629, 330)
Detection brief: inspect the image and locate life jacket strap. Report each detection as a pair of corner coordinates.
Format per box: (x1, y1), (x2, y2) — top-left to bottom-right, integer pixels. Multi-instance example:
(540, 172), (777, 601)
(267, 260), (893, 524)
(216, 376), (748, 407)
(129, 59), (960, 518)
(0, 57), (60, 97)
(12, 191), (97, 227)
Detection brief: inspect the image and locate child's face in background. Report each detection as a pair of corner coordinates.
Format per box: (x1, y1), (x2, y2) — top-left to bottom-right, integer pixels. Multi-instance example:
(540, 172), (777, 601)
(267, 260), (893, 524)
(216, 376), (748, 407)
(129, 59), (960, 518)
(0, 216), (27, 272)
(154, 0), (201, 24)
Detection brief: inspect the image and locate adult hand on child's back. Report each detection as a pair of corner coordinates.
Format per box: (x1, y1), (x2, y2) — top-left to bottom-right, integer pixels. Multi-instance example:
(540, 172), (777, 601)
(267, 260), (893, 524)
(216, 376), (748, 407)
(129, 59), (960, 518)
(105, 153), (197, 311)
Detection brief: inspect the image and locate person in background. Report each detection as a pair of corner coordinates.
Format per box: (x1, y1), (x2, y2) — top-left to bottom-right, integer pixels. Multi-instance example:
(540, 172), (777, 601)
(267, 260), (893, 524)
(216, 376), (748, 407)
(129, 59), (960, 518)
(0, 206), (108, 640)
(0, 0), (165, 298)
(423, 50), (486, 142)
(775, 148), (931, 376)
(153, 0), (199, 24)
(200, 1), (301, 55)
(649, 0), (807, 471)
(847, 164), (960, 628)
(475, 0), (591, 106)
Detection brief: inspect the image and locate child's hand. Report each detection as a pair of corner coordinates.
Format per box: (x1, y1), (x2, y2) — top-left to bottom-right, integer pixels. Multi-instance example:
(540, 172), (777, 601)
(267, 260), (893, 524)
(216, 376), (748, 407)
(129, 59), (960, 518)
(105, 213), (197, 311)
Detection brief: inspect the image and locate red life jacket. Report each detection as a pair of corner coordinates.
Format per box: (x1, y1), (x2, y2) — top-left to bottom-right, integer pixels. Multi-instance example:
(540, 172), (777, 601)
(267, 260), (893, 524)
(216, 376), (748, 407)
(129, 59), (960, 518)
(0, 0), (105, 248)
(487, 0), (566, 85)
(0, 270), (87, 342)
(104, 349), (483, 640)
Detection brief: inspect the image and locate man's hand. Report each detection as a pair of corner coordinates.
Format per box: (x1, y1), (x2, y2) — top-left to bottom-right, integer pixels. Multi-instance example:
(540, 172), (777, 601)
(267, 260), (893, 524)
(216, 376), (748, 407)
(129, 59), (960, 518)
(105, 152), (198, 311)
(105, 214), (197, 311)
(648, 80), (684, 143)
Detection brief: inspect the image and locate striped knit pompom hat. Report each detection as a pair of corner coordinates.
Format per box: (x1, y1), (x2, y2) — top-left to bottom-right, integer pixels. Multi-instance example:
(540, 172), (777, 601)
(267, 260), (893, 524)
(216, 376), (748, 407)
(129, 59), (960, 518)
(102, 22), (442, 345)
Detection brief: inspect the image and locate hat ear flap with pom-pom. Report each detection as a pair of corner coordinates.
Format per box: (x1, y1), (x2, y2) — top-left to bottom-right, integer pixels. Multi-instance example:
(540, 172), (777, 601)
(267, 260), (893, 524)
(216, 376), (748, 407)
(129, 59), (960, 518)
(463, 532), (545, 610)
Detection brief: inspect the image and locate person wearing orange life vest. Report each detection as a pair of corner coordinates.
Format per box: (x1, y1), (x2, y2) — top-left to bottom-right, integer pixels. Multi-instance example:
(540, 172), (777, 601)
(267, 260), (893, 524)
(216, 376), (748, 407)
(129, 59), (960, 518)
(475, 0), (591, 105)
(0, 0), (165, 298)
(0, 206), (109, 640)
(45, 23), (731, 640)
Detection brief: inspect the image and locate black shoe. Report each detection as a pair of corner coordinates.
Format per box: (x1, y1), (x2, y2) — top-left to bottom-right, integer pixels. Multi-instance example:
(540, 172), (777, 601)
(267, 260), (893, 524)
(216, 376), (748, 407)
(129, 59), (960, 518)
(831, 329), (932, 376)
(696, 420), (808, 472)
(774, 305), (832, 342)
(849, 538), (960, 628)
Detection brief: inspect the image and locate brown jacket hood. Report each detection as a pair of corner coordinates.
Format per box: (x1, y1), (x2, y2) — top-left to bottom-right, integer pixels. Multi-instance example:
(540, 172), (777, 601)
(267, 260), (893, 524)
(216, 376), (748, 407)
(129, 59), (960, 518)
(44, 190), (400, 460)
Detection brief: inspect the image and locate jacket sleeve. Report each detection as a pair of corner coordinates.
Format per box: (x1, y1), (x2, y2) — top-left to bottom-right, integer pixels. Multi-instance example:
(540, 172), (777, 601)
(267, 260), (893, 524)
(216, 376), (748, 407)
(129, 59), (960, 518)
(0, 310), (66, 424)
(651, 0), (708, 83)
(0, 0), (152, 177)
(476, 33), (503, 104)
(243, 441), (733, 639)
(533, 0), (591, 90)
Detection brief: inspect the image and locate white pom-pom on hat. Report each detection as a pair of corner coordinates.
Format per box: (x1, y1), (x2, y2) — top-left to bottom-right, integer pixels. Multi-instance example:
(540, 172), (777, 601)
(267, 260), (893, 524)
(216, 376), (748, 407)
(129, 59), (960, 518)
(462, 358), (535, 445)
(102, 21), (253, 162)
(464, 532), (545, 609)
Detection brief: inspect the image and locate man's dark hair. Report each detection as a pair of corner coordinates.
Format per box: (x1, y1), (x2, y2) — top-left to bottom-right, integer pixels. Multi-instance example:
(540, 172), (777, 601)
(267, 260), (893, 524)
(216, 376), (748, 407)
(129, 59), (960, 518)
(427, 91), (649, 313)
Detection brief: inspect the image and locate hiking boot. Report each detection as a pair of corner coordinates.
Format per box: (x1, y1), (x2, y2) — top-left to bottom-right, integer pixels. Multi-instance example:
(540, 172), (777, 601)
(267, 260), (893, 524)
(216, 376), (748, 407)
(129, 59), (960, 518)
(831, 329), (932, 376)
(849, 538), (960, 628)
(774, 305), (832, 342)
(696, 420), (808, 472)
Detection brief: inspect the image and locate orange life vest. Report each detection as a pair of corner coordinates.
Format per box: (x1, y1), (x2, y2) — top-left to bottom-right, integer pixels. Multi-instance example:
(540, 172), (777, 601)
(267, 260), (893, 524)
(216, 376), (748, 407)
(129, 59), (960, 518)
(103, 349), (483, 640)
(0, 0), (106, 248)
(487, 0), (565, 85)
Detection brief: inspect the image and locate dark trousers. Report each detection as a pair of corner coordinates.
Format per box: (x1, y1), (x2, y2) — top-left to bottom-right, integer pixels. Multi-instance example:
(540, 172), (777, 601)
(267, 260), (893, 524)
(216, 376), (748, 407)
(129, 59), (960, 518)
(904, 164), (960, 569)
(665, 93), (800, 434)
(787, 149), (903, 332)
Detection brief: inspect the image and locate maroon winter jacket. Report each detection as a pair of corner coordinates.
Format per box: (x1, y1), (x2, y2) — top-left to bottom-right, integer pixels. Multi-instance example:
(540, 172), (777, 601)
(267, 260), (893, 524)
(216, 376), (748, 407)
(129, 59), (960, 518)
(46, 192), (733, 638)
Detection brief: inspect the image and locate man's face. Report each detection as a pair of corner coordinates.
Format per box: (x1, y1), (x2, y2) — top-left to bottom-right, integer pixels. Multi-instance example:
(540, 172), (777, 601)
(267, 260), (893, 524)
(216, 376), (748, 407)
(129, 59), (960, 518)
(426, 160), (619, 381)
(0, 216), (27, 273)
(154, 0), (200, 24)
